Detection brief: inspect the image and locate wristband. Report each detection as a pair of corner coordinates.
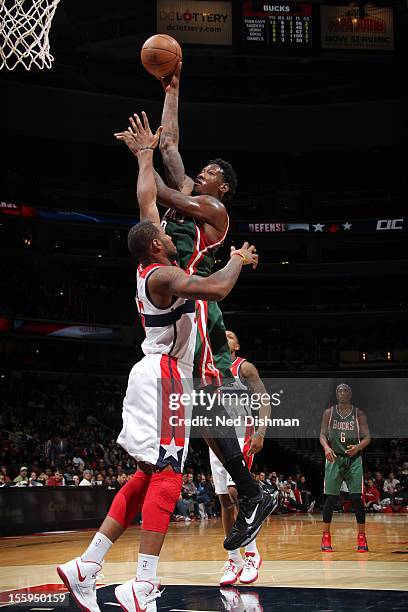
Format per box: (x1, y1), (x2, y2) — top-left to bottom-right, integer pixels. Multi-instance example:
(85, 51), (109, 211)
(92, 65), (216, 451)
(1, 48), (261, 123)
(231, 251), (247, 264)
(138, 147), (155, 151)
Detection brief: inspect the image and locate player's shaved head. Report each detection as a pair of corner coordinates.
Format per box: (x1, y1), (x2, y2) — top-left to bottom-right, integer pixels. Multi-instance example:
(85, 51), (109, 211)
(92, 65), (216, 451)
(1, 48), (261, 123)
(128, 221), (160, 261)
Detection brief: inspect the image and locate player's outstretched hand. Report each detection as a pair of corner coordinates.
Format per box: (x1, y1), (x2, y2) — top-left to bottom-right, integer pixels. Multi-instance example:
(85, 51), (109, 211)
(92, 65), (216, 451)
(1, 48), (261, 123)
(159, 61), (182, 92)
(230, 242), (259, 270)
(114, 111), (162, 156)
(325, 448), (337, 463)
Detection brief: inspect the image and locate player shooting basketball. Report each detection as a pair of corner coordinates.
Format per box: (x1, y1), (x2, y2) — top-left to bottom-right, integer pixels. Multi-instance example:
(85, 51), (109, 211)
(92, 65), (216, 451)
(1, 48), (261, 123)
(57, 113), (258, 612)
(115, 104), (277, 553)
(319, 383), (371, 552)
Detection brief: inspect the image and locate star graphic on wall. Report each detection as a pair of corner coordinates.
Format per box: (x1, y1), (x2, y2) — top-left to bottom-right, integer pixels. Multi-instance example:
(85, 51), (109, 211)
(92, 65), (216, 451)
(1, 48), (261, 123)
(328, 224), (338, 233)
(343, 222), (352, 230)
(312, 223), (325, 232)
(161, 438), (184, 460)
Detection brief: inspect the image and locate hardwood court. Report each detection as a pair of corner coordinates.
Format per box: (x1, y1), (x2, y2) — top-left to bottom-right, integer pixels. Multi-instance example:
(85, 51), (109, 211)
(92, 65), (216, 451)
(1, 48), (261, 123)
(1, 514), (407, 596)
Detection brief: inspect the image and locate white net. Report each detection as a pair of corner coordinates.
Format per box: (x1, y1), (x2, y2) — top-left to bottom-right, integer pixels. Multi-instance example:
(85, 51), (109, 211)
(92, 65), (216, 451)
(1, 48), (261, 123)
(0, 0), (61, 70)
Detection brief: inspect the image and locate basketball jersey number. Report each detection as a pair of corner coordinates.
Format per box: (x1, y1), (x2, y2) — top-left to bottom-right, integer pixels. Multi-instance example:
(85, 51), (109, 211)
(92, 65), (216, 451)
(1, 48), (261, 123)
(340, 432), (346, 443)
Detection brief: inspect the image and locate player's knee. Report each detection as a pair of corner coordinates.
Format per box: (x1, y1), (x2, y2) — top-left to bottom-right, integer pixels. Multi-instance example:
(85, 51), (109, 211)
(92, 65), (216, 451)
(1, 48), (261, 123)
(142, 470), (182, 534)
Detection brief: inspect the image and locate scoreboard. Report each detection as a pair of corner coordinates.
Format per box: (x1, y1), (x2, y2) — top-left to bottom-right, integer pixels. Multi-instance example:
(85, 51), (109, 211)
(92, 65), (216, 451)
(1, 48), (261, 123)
(237, 1), (313, 51)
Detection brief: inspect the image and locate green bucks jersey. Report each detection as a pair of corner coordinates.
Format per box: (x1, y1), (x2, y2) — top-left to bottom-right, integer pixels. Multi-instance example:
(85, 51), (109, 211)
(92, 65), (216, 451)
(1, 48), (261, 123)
(161, 208), (229, 277)
(328, 405), (361, 456)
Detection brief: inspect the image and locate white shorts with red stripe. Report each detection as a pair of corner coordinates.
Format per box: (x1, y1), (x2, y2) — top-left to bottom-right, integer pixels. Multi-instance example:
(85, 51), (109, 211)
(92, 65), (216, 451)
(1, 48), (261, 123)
(209, 424), (254, 495)
(117, 354), (193, 472)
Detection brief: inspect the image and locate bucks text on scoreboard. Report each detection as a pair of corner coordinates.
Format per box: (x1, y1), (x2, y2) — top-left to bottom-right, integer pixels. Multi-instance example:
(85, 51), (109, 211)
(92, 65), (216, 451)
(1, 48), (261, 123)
(241, 1), (312, 48)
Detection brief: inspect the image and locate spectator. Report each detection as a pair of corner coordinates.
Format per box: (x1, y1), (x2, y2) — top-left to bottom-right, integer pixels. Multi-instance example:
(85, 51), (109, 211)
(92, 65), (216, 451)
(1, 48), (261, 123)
(79, 469), (92, 486)
(196, 474), (214, 519)
(280, 482), (314, 513)
(383, 471), (400, 495)
(1, 466), (11, 483)
(297, 475), (312, 508)
(0, 474), (7, 487)
(46, 471), (64, 486)
(29, 471), (43, 487)
(363, 478), (380, 511)
(95, 474), (105, 486)
(13, 466), (29, 484)
(71, 475), (80, 487)
(390, 484), (408, 513)
(373, 471), (384, 493)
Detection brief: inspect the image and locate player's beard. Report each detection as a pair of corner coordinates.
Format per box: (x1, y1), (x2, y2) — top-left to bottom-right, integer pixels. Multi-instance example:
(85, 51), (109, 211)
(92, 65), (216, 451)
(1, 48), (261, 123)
(165, 244), (178, 261)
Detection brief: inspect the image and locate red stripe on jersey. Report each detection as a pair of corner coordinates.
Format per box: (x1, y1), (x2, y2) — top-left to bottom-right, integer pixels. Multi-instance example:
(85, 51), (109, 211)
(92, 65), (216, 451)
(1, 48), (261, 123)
(196, 300), (222, 387)
(159, 355), (185, 449)
(186, 218), (230, 276)
(230, 356), (247, 378)
(138, 263), (166, 279)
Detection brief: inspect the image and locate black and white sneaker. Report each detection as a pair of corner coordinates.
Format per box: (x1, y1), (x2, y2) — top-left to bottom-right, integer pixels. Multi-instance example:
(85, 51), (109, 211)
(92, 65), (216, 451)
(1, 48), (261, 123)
(224, 485), (278, 550)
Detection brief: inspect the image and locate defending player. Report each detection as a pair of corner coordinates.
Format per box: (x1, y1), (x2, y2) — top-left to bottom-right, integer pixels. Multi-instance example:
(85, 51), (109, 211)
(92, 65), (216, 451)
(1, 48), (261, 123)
(319, 384), (371, 553)
(116, 113), (276, 552)
(211, 330), (275, 586)
(57, 117), (258, 612)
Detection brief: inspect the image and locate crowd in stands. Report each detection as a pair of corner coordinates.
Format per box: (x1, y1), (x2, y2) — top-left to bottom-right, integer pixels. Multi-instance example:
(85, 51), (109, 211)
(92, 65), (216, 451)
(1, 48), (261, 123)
(1, 372), (407, 516)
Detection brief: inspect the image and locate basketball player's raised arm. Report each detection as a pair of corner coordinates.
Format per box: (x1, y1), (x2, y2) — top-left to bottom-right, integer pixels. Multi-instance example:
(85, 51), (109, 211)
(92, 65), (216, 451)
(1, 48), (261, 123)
(159, 62), (194, 194)
(345, 409), (371, 456)
(320, 409), (336, 463)
(150, 243), (258, 302)
(240, 361), (271, 456)
(114, 112), (162, 225)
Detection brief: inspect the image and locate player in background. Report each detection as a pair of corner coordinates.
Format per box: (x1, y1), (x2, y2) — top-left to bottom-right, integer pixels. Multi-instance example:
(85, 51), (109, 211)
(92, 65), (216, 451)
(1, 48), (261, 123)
(211, 330), (274, 586)
(57, 116), (258, 612)
(116, 113), (277, 552)
(319, 384), (371, 553)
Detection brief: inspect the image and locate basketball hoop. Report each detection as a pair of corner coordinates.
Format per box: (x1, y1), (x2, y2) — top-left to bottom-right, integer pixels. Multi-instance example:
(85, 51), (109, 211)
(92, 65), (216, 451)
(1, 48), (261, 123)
(0, 0), (61, 70)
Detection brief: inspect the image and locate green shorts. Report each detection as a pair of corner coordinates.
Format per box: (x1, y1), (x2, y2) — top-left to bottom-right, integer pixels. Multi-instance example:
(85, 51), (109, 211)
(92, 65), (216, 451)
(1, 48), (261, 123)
(194, 300), (233, 387)
(324, 455), (363, 496)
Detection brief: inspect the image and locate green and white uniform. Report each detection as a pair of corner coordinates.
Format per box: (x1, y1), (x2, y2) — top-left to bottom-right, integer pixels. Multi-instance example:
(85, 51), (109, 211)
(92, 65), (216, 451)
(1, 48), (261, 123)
(324, 404), (364, 496)
(161, 208), (232, 386)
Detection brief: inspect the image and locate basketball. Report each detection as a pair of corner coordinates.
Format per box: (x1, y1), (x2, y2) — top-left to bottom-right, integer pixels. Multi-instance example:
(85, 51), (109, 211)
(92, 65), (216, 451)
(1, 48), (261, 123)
(141, 34), (182, 79)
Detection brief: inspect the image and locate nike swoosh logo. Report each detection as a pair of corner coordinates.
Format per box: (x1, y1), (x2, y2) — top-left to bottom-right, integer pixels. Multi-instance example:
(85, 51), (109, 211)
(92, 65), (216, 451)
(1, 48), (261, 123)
(76, 561), (86, 583)
(245, 504), (259, 525)
(132, 584), (147, 612)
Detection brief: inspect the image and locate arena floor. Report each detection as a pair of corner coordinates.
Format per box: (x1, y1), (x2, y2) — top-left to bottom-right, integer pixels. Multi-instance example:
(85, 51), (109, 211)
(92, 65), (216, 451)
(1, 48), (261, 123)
(1, 514), (407, 611)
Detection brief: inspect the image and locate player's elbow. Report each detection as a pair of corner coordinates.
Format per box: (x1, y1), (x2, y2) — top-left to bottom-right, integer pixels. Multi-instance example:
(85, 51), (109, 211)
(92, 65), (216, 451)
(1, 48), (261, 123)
(159, 135), (178, 152)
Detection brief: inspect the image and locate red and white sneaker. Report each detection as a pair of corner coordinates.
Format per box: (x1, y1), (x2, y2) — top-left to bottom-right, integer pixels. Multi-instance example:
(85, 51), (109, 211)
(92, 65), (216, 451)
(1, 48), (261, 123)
(115, 578), (162, 612)
(56, 557), (102, 612)
(240, 591), (264, 612)
(239, 552), (262, 584)
(219, 558), (244, 586)
(357, 533), (369, 552)
(321, 532), (333, 552)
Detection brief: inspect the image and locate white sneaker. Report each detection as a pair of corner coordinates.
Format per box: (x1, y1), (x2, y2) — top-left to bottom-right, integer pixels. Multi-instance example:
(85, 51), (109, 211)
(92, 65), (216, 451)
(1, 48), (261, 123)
(239, 552), (262, 584)
(240, 591), (264, 611)
(115, 578), (162, 612)
(308, 501), (316, 513)
(373, 503), (381, 511)
(219, 558), (244, 586)
(219, 587), (242, 610)
(57, 557), (102, 612)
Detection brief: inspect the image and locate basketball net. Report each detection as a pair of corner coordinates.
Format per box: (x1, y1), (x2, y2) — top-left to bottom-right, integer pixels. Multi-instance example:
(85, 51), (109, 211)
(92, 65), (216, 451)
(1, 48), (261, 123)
(0, 0), (61, 70)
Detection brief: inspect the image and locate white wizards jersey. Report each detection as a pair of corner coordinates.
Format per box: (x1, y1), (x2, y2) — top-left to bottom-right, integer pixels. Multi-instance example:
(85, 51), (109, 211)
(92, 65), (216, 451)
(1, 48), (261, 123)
(136, 263), (197, 370)
(221, 357), (250, 422)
